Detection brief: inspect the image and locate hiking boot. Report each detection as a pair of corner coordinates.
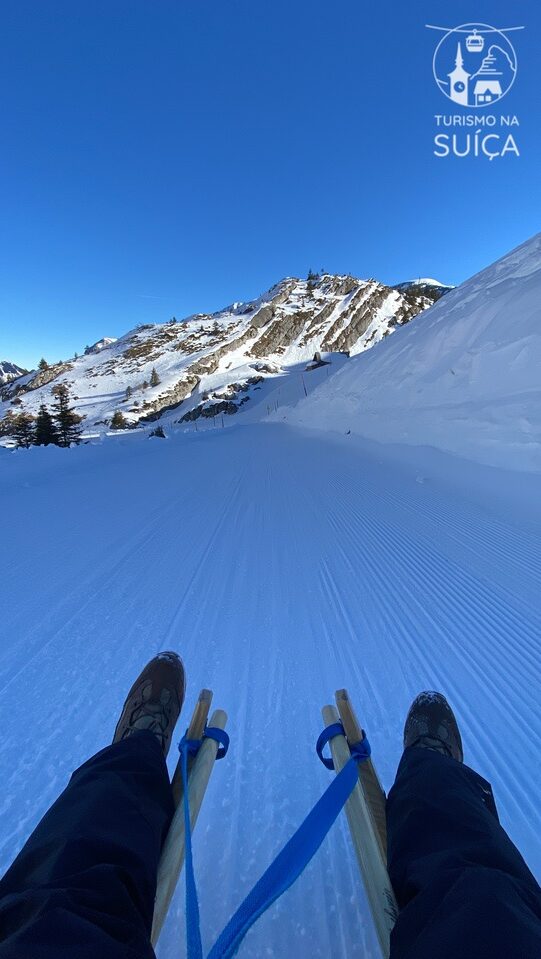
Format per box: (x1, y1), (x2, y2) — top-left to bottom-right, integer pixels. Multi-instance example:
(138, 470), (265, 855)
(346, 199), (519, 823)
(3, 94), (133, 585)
(403, 691), (463, 762)
(113, 651), (186, 758)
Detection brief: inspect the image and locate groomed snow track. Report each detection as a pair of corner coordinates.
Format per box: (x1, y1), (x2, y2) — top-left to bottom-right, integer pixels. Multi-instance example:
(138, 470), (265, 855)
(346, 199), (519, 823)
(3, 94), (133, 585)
(1, 423), (540, 957)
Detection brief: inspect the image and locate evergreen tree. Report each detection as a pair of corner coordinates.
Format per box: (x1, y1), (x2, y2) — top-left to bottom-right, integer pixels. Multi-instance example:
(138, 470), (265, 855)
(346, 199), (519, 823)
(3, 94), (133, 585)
(0, 409), (17, 437)
(125, 385), (133, 399)
(150, 367), (161, 387)
(38, 358), (49, 371)
(110, 410), (128, 430)
(35, 404), (59, 446)
(51, 384), (83, 446)
(13, 412), (36, 448)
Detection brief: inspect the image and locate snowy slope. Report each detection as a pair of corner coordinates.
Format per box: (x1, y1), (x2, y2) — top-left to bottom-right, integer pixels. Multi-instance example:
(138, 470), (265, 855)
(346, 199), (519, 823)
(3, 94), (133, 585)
(286, 234), (541, 471)
(0, 274), (444, 439)
(1, 425), (540, 959)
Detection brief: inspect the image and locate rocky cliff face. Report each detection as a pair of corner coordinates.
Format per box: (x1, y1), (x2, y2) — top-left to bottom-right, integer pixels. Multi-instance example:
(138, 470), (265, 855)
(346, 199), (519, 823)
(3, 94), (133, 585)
(0, 272), (448, 436)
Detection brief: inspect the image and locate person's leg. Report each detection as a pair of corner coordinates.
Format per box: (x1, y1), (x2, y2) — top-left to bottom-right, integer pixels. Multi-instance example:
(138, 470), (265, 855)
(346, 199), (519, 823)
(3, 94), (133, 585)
(0, 651), (185, 959)
(387, 694), (541, 959)
(0, 733), (173, 959)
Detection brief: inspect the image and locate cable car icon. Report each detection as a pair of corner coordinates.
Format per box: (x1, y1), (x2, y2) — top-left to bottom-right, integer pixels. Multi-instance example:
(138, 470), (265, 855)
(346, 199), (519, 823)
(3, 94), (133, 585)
(465, 30), (484, 53)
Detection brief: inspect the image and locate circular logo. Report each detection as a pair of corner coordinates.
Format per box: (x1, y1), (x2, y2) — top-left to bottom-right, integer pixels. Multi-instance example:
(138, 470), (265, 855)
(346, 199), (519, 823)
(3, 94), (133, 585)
(433, 23), (517, 108)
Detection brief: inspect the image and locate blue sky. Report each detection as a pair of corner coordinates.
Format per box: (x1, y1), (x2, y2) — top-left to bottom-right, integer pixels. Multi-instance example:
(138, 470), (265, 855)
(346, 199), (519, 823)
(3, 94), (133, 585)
(1, 0), (539, 368)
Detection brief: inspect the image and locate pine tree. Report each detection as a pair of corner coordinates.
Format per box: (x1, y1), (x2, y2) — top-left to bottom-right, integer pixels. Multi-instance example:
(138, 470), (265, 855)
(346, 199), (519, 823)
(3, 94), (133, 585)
(51, 384), (83, 446)
(110, 410), (128, 430)
(0, 409), (17, 437)
(13, 412), (36, 448)
(35, 404), (59, 446)
(150, 367), (161, 387)
(38, 358), (49, 371)
(125, 385), (133, 399)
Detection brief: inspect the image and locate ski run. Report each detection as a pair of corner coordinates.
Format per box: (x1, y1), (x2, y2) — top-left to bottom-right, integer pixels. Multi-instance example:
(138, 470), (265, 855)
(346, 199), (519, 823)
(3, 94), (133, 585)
(1, 421), (540, 958)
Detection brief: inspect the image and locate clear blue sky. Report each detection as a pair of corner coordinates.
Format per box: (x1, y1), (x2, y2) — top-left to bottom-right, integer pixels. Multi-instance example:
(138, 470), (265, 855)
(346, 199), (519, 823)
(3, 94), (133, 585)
(1, 0), (539, 368)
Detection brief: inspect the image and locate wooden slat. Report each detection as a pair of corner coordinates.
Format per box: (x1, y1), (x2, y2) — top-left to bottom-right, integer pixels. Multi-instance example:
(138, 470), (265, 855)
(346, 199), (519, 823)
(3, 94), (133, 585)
(335, 688), (388, 859)
(171, 689), (213, 806)
(322, 705), (397, 958)
(151, 706), (227, 946)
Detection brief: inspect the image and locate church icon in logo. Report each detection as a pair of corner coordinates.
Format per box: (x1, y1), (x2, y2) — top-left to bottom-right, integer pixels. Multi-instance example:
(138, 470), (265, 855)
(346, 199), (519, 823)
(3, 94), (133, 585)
(429, 23), (521, 108)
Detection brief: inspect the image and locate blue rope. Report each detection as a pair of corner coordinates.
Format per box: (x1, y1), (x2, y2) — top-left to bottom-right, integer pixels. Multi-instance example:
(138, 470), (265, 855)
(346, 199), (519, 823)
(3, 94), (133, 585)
(179, 723), (370, 959)
(178, 727), (230, 959)
(206, 726), (371, 959)
(179, 736), (203, 959)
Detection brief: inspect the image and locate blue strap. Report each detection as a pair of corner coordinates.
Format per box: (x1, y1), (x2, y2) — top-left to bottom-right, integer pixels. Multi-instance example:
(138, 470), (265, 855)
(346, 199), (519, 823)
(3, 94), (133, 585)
(350, 737), (371, 762)
(316, 721), (346, 768)
(316, 722), (371, 769)
(178, 725), (230, 959)
(206, 728), (371, 959)
(178, 736), (204, 959)
(204, 726), (230, 759)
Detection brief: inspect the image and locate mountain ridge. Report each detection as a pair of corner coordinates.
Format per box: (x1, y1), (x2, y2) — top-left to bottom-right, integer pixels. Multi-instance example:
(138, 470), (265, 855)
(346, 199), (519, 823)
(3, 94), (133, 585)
(0, 361), (28, 387)
(1, 272), (449, 437)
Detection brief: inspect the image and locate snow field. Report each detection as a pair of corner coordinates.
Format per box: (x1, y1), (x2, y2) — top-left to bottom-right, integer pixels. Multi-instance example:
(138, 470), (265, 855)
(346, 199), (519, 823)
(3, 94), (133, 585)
(1, 423), (540, 957)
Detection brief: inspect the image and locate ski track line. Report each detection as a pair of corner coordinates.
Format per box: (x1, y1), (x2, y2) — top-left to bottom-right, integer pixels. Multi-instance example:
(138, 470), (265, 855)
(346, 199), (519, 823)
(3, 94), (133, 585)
(326, 473), (541, 684)
(325, 461), (541, 604)
(325, 484), (541, 756)
(326, 466), (541, 609)
(160, 468), (248, 655)
(0, 496), (188, 698)
(320, 467), (541, 839)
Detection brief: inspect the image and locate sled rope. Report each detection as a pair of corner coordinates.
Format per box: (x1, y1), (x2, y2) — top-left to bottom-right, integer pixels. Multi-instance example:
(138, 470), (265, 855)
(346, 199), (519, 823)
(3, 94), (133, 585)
(180, 722), (370, 959)
(179, 727), (230, 959)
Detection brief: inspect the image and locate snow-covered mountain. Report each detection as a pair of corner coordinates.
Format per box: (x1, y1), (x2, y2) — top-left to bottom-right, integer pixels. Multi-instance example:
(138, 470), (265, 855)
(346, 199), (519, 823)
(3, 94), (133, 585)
(286, 234), (541, 471)
(0, 360), (27, 387)
(84, 337), (118, 355)
(395, 278), (454, 299)
(0, 273), (444, 435)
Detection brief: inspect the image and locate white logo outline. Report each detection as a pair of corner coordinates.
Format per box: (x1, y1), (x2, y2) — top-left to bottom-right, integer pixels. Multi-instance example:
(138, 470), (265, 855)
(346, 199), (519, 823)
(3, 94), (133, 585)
(427, 23), (523, 109)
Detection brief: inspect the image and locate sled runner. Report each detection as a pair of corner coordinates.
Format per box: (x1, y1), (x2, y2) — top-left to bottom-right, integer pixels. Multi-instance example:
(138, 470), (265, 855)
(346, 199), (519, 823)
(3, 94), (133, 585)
(320, 689), (398, 957)
(151, 689), (229, 946)
(151, 687), (395, 958)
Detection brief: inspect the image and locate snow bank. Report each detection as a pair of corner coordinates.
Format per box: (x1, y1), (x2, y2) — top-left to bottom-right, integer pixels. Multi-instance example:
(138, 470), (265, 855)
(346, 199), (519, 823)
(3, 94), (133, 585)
(285, 234), (541, 472)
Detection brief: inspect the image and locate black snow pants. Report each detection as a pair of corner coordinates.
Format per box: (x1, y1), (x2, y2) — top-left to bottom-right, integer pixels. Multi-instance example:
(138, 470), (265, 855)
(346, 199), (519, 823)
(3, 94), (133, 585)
(0, 732), (173, 958)
(387, 746), (541, 958)
(0, 733), (540, 958)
